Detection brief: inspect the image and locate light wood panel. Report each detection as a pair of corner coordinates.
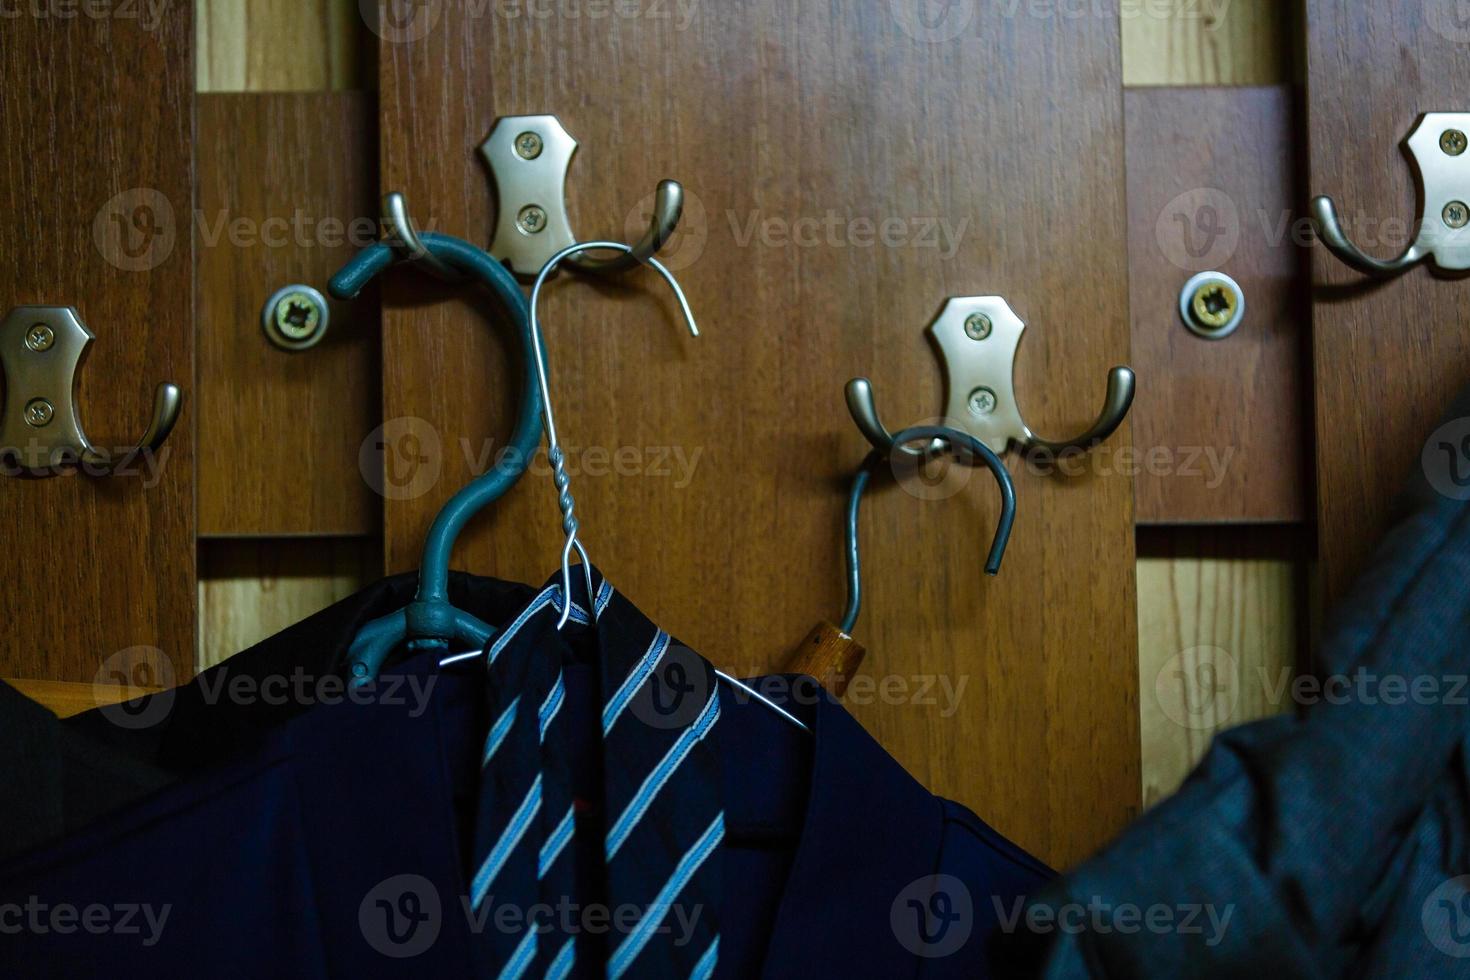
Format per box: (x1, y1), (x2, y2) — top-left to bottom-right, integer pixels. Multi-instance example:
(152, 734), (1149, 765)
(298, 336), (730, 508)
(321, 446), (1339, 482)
(1126, 86), (1308, 523)
(1307, 4), (1470, 607)
(197, 0), (368, 92)
(1121, 0), (1292, 86)
(2, 679), (164, 719)
(0, 5), (195, 681)
(196, 93), (381, 536)
(1136, 527), (1301, 806)
(376, 2), (1139, 868)
(199, 538), (380, 667)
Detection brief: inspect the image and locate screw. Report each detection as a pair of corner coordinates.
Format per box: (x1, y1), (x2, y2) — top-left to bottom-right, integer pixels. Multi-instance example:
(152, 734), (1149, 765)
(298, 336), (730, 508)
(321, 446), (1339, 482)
(1443, 129), (1468, 156)
(24, 323), (55, 352)
(517, 205), (548, 235)
(1190, 281), (1238, 330)
(1446, 201), (1470, 230)
(271, 291), (324, 341)
(964, 313), (993, 341)
(514, 131), (544, 160)
(967, 387), (997, 417)
(24, 398), (53, 427)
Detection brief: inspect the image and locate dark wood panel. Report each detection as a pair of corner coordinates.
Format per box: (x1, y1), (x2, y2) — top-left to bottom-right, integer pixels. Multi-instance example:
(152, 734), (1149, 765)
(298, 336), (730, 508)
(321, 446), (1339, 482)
(0, 9), (195, 680)
(1126, 86), (1309, 524)
(1307, 4), (1470, 605)
(377, 3), (1139, 867)
(197, 93), (380, 536)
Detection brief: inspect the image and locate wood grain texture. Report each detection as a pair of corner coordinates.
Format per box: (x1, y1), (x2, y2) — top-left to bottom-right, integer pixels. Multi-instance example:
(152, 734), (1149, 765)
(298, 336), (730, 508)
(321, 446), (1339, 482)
(376, 2), (1138, 867)
(1126, 86), (1309, 523)
(1136, 527), (1301, 806)
(1121, 0), (1292, 86)
(2, 679), (163, 719)
(197, 0), (368, 93)
(199, 537), (380, 668)
(0, 5), (195, 681)
(196, 93), (381, 536)
(1307, 4), (1470, 605)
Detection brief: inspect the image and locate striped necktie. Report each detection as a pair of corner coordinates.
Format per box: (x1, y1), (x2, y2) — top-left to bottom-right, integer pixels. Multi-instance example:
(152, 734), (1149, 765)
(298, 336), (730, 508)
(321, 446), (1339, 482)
(468, 568), (723, 979)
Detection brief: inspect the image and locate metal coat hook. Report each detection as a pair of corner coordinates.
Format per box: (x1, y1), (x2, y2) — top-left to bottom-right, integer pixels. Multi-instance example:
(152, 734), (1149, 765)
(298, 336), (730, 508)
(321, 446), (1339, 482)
(1312, 112), (1470, 276)
(382, 192), (465, 281)
(848, 296), (1134, 459)
(0, 306), (181, 474)
(481, 115), (684, 277)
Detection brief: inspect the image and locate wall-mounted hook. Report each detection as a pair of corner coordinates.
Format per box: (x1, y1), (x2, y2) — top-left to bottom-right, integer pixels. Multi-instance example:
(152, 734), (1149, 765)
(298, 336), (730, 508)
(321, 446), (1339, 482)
(480, 114), (683, 277)
(848, 297), (1134, 459)
(0, 306), (182, 474)
(382, 192), (465, 282)
(1312, 112), (1470, 277)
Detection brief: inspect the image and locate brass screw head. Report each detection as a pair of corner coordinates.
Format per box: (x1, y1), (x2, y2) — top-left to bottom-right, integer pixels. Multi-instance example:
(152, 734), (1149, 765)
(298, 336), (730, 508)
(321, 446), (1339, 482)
(24, 398), (54, 427)
(272, 291), (323, 341)
(964, 313), (993, 341)
(1445, 201), (1470, 230)
(514, 131), (544, 160)
(517, 204), (548, 235)
(1190, 281), (1238, 330)
(1443, 129), (1468, 156)
(24, 323), (54, 352)
(967, 386), (997, 417)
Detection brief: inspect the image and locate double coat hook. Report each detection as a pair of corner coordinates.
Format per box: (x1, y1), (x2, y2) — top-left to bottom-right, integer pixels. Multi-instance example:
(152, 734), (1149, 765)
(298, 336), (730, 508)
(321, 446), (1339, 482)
(1312, 112), (1470, 277)
(480, 114), (684, 277)
(848, 296), (1135, 460)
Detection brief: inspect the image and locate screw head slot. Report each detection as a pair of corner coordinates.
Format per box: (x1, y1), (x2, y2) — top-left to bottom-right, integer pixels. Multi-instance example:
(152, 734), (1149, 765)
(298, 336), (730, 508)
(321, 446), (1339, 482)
(967, 386), (997, 417)
(24, 323), (54, 352)
(1443, 129), (1468, 156)
(517, 205), (548, 235)
(514, 131), (544, 160)
(964, 313), (993, 341)
(1179, 271), (1245, 340)
(1445, 201), (1470, 230)
(261, 285), (330, 352)
(24, 398), (54, 428)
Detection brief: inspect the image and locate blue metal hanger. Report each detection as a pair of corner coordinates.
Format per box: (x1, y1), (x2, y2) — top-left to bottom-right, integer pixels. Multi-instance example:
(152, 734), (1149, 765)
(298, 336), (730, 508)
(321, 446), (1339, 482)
(332, 201), (544, 684)
(840, 424), (1016, 634)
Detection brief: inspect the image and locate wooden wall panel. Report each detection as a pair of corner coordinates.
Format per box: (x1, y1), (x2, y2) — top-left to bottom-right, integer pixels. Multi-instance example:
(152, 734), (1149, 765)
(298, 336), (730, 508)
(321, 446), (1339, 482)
(0, 6), (195, 681)
(196, 93), (380, 536)
(376, 3), (1138, 867)
(1126, 86), (1309, 523)
(1121, 0), (1292, 86)
(197, 0), (368, 92)
(1307, 4), (1470, 605)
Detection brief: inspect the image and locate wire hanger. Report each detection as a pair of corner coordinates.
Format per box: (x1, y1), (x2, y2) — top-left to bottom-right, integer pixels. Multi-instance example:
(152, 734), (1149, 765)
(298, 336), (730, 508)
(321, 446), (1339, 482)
(335, 195), (544, 683)
(441, 240), (811, 734)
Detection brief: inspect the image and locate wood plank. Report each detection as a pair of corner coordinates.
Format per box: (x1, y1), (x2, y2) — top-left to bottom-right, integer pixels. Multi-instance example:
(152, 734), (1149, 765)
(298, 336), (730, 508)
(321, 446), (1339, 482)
(1126, 86), (1309, 523)
(199, 537), (380, 668)
(197, 0), (368, 93)
(1306, 5), (1470, 606)
(1122, 0), (1292, 86)
(3, 679), (163, 720)
(376, 3), (1139, 867)
(1136, 527), (1301, 806)
(196, 93), (381, 536)
(0, 5), (195, 681)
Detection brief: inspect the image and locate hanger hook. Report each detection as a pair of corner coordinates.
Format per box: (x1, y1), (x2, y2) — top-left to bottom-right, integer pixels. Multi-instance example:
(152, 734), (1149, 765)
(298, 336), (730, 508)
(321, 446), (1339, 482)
(841, 424), (1016, 634)
(1310, 195), (1428, 277)
(1019, 365), (1136, 457)
(528, 240), (699, 628)
(382, 192), (466, 281)
(564, 179), (685, 276)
